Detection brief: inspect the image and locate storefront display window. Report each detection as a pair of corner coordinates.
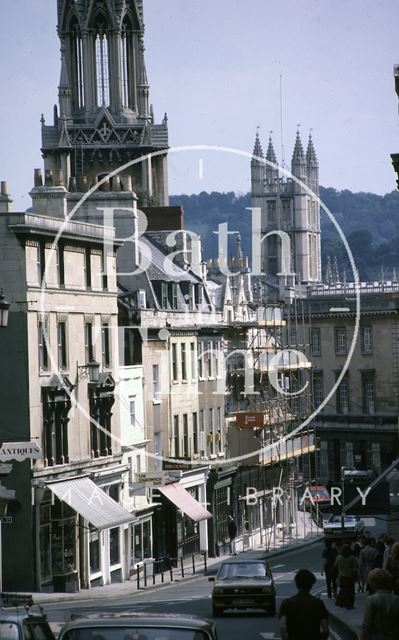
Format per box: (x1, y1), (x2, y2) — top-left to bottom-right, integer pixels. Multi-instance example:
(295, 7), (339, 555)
(89, 529), (100, 573)
(39, 495), (76, 586)
(131, 518), (152, 566)
(109, 527), (120, 565)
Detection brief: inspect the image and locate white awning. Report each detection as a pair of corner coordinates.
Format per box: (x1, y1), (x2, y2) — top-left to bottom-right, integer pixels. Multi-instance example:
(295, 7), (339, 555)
(157, 483), (212, 522)
(47, 477), (135, 530)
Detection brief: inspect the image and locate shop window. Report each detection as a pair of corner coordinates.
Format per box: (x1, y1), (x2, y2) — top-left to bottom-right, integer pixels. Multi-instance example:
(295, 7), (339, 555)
(90, 529), (100, 573)
(109, 528), (120, 565)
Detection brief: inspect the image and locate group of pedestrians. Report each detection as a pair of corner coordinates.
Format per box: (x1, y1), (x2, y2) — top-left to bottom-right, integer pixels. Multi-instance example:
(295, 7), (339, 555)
(321, 532), (399, 610)
(318, 532), (399, 639)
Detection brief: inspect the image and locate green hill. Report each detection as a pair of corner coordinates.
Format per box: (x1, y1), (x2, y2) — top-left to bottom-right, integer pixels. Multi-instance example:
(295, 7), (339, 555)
(170, 188), (399, 281)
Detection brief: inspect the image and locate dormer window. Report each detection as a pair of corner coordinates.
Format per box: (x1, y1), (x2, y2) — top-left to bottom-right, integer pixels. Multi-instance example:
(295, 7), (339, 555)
(95, 22), (110, 107)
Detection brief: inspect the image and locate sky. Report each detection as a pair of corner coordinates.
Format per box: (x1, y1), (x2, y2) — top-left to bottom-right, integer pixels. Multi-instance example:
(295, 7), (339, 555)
(0, 0), (398, 211)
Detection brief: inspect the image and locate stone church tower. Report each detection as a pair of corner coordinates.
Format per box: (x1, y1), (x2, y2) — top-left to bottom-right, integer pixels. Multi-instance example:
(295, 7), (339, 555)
(250, 130), (321, 284)
(41, 0), (168, 205)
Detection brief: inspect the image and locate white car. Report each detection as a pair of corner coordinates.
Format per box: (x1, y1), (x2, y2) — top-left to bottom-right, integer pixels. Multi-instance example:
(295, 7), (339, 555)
(323, 514), (364, 539)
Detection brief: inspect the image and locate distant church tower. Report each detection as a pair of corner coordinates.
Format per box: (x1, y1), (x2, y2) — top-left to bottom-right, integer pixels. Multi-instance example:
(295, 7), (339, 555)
(250, 130), (321, 284)
(41, 0), (168, 205)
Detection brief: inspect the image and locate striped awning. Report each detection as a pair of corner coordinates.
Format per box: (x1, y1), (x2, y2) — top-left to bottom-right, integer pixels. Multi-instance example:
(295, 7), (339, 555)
(157, 483), (212, 522)
(47, 477), (135, 530)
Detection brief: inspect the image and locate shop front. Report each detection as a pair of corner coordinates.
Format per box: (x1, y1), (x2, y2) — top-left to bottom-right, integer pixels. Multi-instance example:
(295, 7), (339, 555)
(153, 476), (212, 562)
(38, 477), (135, 591)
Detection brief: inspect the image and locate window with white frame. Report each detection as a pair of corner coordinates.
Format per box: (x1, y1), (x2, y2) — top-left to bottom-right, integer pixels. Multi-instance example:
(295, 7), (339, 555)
(190, 342), (197, 380)
(152, 364), (160, 401)
(207, 341), (213, 377)
(217, 407), (223, 453)
(192, 412), (198, 455)
(335, 327), (347, 355)
(198, 342), (204, 378)
(172, 344), (178, 382)
(336, 375), (349, 414)
(362, 372), (375, 415)
(199, 409), (205, 457)
(57, 320), (68, 371)
(209, 408), (215, 455)
(361, 327), (373, 354)
(183, 414), (189, 458)
(39, 318), (49, 371)
(181, 343), (187, 381)
(101, 323), (111, 368)
(310, 327), (321, 356)
(173, 415), (180, 458)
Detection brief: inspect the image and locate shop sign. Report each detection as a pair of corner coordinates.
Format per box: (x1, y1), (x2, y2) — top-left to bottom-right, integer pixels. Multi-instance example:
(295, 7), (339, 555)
(235, 412), (265, 428)
(162, 460), (192, 471)
(0, 442), (42, 462)
(136, 472), (164, 486)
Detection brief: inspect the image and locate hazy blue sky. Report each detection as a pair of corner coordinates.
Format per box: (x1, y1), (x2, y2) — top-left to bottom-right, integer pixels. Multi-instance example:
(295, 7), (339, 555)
(0, 0), (398, 210)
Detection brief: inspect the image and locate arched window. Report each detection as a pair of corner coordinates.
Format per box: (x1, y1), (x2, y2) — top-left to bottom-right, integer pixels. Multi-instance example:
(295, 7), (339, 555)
(95, 20), (110, 107)
(120, 16), (133, 108)
(70, 18), (84, 109)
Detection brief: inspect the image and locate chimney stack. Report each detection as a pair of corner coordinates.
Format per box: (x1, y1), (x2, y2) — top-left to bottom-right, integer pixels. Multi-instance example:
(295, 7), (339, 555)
(0, 181), (13, 213)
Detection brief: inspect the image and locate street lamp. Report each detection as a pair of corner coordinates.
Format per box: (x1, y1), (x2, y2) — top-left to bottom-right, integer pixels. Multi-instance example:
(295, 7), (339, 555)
(77, 360), (100, 383)
(0, 291), (10, 328)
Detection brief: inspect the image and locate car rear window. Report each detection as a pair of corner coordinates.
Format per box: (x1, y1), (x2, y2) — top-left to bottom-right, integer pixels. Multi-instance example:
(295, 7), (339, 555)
(0, 622), (19, 640)
(63, 628), (209, 640)
(24, 622), (54, 640)
(218, 563), (269, 579)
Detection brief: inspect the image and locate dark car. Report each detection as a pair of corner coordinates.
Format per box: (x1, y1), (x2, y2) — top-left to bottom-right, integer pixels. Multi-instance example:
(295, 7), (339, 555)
(209, 559), (276, 617)
(0, 594), (55, 640)
(59, 612), (218, 640)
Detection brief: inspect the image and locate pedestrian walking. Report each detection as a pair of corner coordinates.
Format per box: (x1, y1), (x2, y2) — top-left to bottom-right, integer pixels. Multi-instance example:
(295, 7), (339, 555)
(335, 543), (358, 609)
(227, 514), (237, 555)
(384, 541), (399, 595)
(279, 569), (329, 640)
(359, 538), (379, 592)
(361, 568), (399, 640)
(321, 539), (338, 598)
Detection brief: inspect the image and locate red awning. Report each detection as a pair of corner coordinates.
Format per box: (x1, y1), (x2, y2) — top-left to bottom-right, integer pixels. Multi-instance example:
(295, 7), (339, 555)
(157, 483), (212, 522)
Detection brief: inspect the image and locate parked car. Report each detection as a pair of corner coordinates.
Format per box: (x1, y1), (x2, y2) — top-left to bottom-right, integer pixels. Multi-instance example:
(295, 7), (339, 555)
(209, 559), (276, 617)
(59, 613), (218, 640)
(323, 514), (364, 539)
(0, 594), (55, 640)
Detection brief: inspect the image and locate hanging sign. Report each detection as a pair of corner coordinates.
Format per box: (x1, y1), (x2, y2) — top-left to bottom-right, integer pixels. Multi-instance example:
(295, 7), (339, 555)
(0, 442), (42, 462)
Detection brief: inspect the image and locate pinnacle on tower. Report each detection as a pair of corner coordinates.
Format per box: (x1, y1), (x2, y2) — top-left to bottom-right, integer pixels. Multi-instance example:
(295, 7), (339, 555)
(266, 136), (277, 165)
(252, 130), (264, 159)
(306, 133), (318, 166)
(292, 129), (305, 162)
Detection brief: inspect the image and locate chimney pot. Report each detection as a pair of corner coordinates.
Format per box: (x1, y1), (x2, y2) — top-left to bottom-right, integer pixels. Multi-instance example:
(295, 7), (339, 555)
(54, 169), (64, 187)
(77, 176), (88, 192)
(34, 168), (43, 187)
(68, 177), (77, 192)
(113, 176), (121, 192)
(1, 181), (8, 196)
(124, 175), (132, 191)
(45, 170), (53, 186)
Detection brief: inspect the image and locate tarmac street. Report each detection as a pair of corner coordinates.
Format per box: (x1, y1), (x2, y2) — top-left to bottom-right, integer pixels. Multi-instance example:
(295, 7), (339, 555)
(40, 541), (356, 640)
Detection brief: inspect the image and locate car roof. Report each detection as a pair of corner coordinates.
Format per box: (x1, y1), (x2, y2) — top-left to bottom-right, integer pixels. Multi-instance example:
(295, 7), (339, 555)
(0, 610), (47, 622)
(62, 613), (214, 632)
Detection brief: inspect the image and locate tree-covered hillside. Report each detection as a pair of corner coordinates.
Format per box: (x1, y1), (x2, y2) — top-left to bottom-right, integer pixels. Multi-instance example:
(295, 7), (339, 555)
(170, 188), (399, 281)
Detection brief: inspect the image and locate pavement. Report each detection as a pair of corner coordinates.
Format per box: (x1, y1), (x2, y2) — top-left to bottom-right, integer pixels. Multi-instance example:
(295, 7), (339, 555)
(32, 511), (323, 605)
(322, 589), (365, 640)
(29, 510), (366, 639)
